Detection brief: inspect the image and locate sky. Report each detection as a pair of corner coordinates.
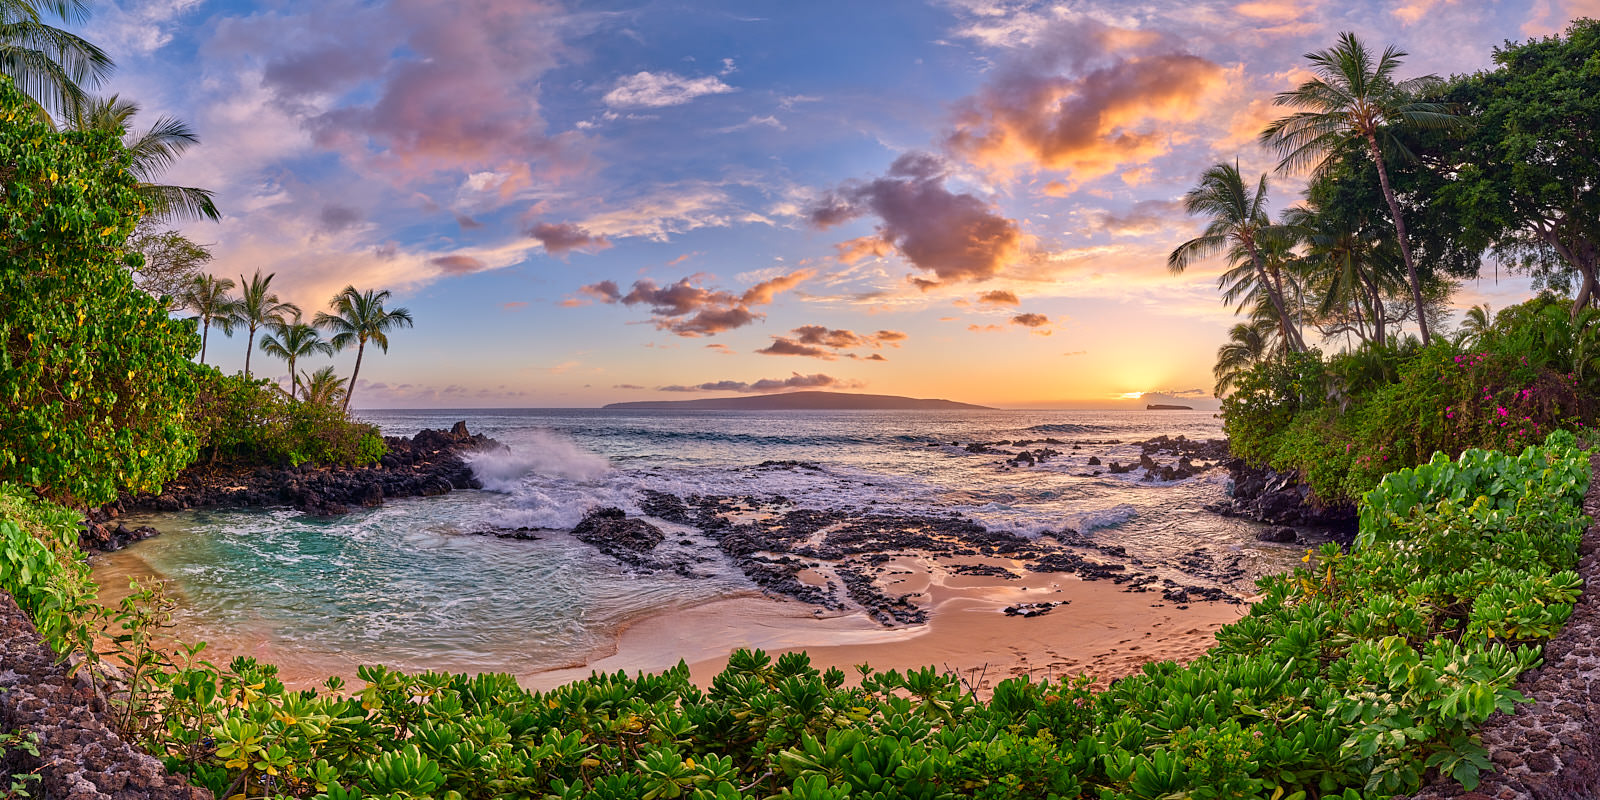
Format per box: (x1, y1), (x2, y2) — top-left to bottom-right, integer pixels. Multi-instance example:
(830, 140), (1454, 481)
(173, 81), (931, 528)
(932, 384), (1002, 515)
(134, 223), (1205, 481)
(74, 0), (1600, 409)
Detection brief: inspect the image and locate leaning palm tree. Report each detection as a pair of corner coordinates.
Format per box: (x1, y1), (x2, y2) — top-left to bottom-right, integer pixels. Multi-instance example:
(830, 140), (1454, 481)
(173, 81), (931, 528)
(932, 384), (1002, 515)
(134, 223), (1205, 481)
(179, 273), (239, 366)
(314, 286), (414, 411)
(0, 0), (114, 119)
(232, 271), (300, 379)
(1259, 32), (1462, 345)
(1214, 318), (1278, 396)
(260, 319), (334, 397)
(1169, 162), (1304, 352)
(62, 95), (219, 222)
(299, 366), (348, 407)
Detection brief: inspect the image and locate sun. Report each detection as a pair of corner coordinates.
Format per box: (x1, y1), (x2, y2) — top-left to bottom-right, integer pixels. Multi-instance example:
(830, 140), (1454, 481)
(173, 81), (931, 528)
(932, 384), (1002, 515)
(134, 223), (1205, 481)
(1115, 391), (1146, 400)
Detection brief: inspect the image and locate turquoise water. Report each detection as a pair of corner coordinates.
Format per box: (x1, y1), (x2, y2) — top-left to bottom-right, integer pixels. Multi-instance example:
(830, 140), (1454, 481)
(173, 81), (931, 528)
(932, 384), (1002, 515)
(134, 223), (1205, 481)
(93, 409), (1287, 678)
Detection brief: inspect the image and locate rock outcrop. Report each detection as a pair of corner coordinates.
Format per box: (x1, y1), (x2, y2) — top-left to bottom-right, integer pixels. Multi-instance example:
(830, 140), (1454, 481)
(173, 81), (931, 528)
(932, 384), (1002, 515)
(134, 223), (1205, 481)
(0, 592), (207, 800)
(91, 423), (499, 551)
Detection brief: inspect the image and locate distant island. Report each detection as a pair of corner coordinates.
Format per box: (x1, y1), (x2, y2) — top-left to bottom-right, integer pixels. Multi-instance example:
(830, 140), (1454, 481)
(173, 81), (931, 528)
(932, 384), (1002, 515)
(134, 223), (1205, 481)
(1146, 404), (1193, 410)
(603, 391), (994, 411)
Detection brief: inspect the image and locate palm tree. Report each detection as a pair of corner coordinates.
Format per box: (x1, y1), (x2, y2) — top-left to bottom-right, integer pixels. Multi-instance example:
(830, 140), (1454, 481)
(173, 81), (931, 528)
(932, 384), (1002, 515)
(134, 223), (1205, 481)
(1169, 161), (1305, 352)
(299, 366), (348, 407)
(179, 273), (239, 366)
(1456, 304), (1493, 347)
(62, 95), (219, 222)
(232, 271), (300, 379)
(1260, 32), (1462, 345)
(260, 319), (334, 397)
(1281, 202), (1406, 347)
(1214, 318), (1278, 396)
(314, 286), (414, 411)
(1, 0), (113, 119)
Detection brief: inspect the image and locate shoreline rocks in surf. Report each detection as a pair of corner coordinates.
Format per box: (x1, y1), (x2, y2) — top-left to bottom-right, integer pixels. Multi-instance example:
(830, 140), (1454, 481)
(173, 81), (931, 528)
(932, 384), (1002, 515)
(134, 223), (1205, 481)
(1206, 459), (1357, 540)
(83, 422), (502, 552)
(511, 486), (1256, 629)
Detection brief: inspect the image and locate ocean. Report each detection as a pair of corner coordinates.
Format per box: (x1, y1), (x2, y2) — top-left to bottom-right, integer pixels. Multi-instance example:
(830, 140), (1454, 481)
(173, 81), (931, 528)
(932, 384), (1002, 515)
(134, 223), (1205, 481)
(92, 408), (1296, 679)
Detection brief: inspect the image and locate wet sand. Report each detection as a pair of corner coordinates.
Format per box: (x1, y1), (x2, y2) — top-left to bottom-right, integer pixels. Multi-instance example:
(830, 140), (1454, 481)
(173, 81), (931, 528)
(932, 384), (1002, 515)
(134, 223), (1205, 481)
(523, 554), (1244, 693)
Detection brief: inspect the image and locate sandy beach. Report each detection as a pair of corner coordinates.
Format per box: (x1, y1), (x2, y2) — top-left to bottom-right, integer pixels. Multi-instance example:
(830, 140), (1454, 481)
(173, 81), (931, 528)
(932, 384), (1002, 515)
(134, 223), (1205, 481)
(523, 552), (1245, 693)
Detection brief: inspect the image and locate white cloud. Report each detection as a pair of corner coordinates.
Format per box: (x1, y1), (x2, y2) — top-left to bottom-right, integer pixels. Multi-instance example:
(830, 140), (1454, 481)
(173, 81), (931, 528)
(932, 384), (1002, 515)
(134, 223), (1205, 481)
(603, 71), (736, 108)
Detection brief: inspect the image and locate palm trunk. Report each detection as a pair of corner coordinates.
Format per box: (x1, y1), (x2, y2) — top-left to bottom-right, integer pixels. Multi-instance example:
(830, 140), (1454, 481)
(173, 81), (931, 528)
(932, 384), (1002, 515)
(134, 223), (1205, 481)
(1367, 136), (1430, 345)
(244, 325), (256, 378)
(344, 339), (365, 412)
(288, 356), (298, 398)
(1363, 273), (1387, 346)
(200, 319), (210, 365)
(1248, 240), (1303, 352)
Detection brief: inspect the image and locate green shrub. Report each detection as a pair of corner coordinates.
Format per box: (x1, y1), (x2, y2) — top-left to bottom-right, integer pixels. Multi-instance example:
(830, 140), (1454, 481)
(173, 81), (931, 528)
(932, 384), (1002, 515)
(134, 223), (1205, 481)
(0, 77), (200, 505)
(188, 368), (386, 468)
(1224, 297), (1596, 503)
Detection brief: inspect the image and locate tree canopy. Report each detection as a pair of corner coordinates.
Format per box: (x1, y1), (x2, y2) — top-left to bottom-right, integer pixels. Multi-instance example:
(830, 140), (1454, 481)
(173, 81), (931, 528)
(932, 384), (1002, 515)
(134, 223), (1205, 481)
(0, 76), (199, 504)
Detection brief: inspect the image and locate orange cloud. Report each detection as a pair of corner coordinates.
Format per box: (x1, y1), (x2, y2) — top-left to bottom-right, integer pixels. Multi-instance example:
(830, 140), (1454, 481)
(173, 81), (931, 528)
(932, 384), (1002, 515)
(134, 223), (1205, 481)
(945, 20), (1227, 184)
(502, 300), (529, 311)
(977, 290), (1020, 306)
(835, 235), (893, 264)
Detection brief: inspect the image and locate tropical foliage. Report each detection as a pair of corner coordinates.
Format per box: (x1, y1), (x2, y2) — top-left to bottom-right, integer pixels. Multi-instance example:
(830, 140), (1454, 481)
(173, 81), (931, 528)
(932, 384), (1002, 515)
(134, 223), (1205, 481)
(0, 76), (199, 506)
(0, 0), (111, 118)
(187, 369), (385, 469)
(315, 286), (414, 410)
(233, 271), (301, 380)
(1, 432), (1586, 799)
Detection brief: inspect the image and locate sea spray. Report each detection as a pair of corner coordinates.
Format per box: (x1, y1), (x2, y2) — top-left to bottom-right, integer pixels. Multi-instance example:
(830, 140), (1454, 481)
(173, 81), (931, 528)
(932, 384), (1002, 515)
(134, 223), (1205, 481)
(467, 429), (612, 490)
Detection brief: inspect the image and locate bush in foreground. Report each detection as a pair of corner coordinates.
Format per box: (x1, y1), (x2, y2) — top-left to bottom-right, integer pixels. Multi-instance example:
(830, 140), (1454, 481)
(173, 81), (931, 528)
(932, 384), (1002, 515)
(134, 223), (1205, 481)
(0, 432), (1588, 799)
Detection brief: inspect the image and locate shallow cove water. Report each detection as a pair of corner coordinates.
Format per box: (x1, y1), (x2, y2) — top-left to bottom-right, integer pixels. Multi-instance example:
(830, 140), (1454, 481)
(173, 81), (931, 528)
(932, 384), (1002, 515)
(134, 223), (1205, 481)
(92, 409), (1300, 683)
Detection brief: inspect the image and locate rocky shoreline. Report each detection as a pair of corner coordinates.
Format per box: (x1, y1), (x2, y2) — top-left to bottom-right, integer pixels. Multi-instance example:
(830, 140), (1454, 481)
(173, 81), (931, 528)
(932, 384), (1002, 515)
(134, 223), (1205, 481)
(80, 423), (500, 552)
(505, 434), (1300, 628)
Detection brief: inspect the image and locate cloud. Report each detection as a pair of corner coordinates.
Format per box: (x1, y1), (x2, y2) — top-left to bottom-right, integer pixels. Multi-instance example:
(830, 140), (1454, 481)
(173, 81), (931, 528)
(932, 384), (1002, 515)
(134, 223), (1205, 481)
(1062, 350), (1087, 357)
(658, 373), (863, 393)
(757, 338), (832, 358)
(757, 325), (907, 359)
(530, 221), (613, 255)
(502, 301), (529, 311)
(741, 270), (815, 305)
(578, 270), (810, 336)
(705, 343), (736, 354)
(834, 235), (893, 264)
(944, 17), (1226, 184)
(429, 254), (487, 274)
(613, 383), (645, 390)
(1011, 312), (1050, 327)
(977, 290), (1020, 306)
(252, 0), (577, 179)
(808, 152), (1023, 287)
(603, 71), (735, 108)
(318, 204), (363, 233)
(1091, 199), (1185, 236)
(968, 323), (1004, 333)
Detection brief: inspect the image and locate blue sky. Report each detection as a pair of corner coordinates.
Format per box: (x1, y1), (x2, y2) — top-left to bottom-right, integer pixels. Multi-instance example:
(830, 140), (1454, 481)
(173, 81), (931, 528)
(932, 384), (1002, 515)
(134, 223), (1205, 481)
(75, 0), (1596, 407)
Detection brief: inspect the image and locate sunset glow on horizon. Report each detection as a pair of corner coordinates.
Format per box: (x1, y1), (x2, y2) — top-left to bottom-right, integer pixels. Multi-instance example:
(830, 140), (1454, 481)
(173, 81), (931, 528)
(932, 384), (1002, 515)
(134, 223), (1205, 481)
(80, 0), (1594, 408)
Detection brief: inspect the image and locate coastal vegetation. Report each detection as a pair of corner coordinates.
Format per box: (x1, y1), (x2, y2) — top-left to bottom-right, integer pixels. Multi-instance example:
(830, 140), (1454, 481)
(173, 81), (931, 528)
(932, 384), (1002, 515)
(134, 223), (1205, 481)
(3, 7), (1600, 798)
(1189, 20), (1600, 504)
